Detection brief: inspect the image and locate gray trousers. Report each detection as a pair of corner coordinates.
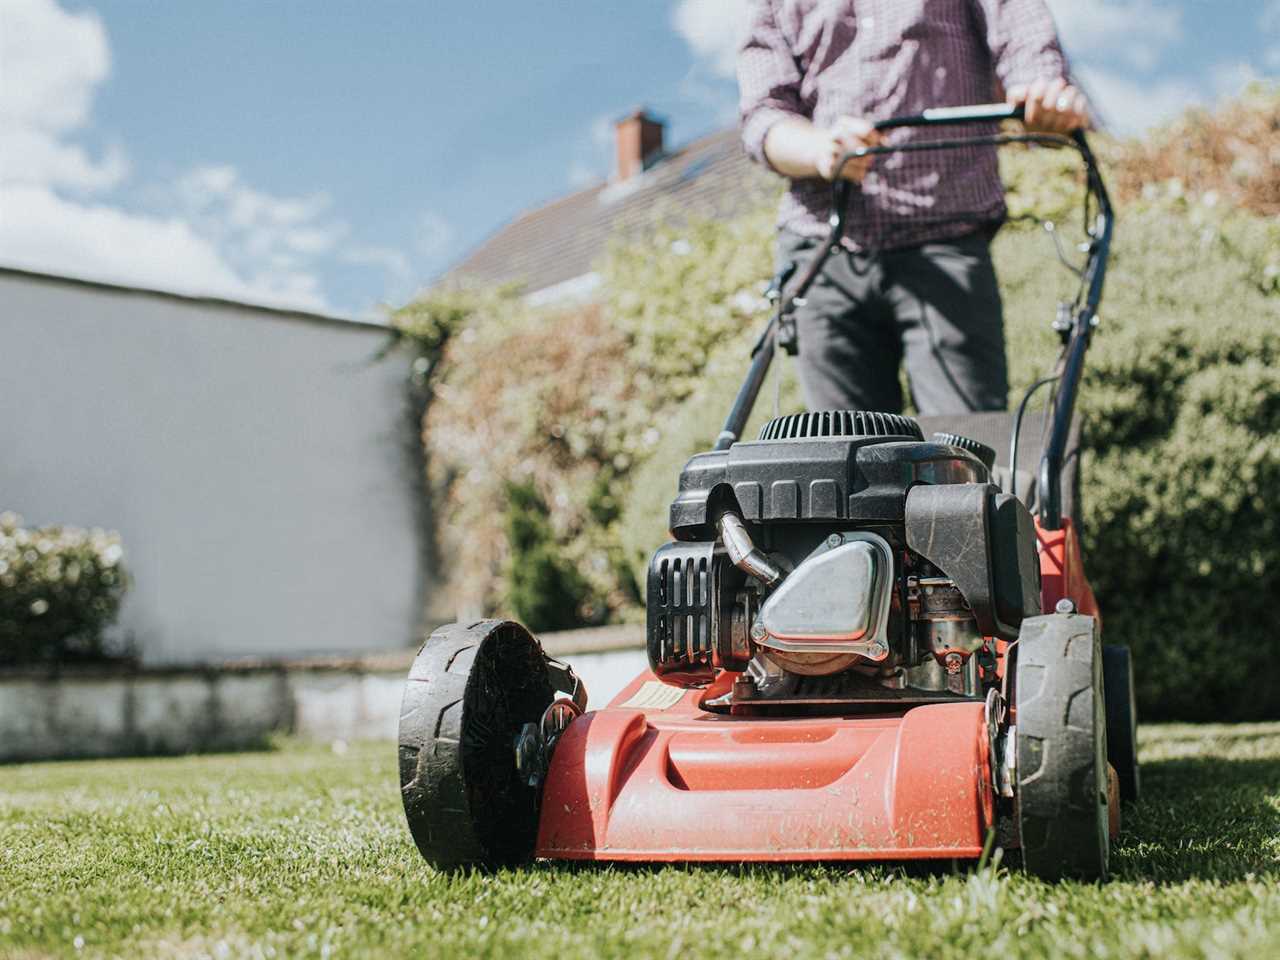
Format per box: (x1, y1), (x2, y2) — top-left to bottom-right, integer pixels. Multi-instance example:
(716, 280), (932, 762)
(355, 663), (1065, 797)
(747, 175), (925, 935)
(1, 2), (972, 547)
(778, 229), (1009, 416)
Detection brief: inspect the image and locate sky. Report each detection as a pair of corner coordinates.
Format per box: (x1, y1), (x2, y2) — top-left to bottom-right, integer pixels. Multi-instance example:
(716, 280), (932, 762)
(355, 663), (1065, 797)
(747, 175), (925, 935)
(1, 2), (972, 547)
(1, 0), (1276, 318)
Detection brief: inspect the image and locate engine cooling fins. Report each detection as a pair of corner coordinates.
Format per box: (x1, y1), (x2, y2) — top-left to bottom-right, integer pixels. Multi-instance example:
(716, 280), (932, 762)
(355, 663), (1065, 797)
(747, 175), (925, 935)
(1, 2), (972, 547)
(758, 410), (924, 442)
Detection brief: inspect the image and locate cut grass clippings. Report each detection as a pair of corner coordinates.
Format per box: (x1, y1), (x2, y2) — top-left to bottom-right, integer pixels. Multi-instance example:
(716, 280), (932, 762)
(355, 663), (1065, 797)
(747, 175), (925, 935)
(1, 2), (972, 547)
(2, 723), (1279, 959)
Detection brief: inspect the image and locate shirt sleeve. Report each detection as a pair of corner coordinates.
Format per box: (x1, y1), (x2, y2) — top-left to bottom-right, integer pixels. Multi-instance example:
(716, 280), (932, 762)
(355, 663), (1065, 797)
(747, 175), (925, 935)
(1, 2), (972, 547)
(972, 0), (1072, 93)
(738, 0), (806, 168)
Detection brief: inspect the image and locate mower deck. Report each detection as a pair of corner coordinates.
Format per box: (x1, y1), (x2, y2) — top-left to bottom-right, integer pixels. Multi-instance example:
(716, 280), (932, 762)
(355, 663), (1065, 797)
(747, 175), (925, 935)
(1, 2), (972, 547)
(535, 676), (991, 862)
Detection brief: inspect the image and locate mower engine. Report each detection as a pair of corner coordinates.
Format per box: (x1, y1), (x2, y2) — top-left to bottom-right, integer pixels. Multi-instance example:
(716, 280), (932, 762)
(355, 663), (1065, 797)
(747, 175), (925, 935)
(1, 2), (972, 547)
(647, 410), (1042, 712)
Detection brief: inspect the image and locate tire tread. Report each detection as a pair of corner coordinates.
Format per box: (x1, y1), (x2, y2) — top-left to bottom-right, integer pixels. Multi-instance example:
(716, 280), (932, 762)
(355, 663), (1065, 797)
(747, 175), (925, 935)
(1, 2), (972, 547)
(1015, 613), (1110, 881)
(398, 620), (551, 868)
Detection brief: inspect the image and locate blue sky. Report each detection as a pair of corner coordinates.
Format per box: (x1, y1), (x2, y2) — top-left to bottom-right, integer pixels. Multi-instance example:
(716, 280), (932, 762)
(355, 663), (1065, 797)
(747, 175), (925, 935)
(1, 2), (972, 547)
(1, 0), (1276, 317)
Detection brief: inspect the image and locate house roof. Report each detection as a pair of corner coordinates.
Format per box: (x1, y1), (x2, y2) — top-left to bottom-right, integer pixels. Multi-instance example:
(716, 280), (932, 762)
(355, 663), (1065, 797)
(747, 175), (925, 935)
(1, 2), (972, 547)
(440, 127), (778, 296)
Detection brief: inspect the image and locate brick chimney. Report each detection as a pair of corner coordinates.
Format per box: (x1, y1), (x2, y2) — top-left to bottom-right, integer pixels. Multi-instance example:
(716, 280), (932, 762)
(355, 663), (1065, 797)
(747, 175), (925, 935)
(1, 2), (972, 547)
(615, 109), (665, 181)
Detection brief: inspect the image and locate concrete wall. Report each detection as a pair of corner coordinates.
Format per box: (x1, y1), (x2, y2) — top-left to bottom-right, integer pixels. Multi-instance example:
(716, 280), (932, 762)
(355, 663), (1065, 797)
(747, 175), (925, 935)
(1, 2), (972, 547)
(0, 268), (429, 664)
(1, 667), (295, 761)
(0, 647), (649, 762)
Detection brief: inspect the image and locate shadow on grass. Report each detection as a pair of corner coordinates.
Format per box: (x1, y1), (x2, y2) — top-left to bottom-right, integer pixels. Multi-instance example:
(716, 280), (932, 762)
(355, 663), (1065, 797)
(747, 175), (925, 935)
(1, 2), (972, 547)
(518, 857), (954, 884)
(3, 733), (281, 768)
(1111, 752), (1280, 883)
(1143, 727), (1280, 748)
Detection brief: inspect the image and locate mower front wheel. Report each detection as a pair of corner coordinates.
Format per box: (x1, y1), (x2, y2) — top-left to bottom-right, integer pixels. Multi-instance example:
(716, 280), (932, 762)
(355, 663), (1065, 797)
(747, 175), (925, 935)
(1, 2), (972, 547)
(398, 620), (554, 870)
(1014, 613), (1110, 881)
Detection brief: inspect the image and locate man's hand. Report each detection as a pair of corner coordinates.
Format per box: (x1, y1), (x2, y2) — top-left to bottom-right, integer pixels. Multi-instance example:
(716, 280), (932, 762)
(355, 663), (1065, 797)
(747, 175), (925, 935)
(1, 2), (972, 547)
(814, 117), (885, 182)
(1007, 78), (1090, 134)
(762, 115), (884, 182)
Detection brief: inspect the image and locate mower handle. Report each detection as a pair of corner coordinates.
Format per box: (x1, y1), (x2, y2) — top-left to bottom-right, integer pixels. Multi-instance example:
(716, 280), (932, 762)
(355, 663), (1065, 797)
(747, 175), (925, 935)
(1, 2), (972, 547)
(832, 104), (1037, 213)
(873, 102), (1024, 130)
(715, 103), (1114, 532)
(800, 104), (1039, 339)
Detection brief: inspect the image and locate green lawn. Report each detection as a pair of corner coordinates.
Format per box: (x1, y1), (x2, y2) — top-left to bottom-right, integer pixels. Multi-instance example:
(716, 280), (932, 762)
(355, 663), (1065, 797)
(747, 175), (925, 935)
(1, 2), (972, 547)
(2, 724), (1278, 960)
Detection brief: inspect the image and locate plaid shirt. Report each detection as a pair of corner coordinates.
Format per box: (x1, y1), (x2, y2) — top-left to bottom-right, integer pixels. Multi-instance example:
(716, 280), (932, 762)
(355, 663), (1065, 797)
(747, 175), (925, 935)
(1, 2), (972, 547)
(739, 0), (1070, 250)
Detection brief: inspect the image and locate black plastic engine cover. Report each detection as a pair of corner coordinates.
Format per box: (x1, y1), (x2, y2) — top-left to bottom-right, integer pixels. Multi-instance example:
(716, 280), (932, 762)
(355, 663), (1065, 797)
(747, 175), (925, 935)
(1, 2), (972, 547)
(670, 439), (987, 540)
(904, 483), (1041, 640)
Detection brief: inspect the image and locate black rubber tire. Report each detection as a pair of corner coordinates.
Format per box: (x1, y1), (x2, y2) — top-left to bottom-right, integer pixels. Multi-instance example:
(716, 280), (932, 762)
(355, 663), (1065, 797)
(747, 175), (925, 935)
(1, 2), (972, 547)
(398, 620), (553, 869)
(1014, 613), (1110, 881)
(1103, 644), (1141, 803)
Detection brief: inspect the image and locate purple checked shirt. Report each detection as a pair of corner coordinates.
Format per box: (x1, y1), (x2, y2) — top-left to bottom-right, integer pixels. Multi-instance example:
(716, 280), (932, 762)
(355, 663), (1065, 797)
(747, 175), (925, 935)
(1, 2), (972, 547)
(739, 0), (1071, 250)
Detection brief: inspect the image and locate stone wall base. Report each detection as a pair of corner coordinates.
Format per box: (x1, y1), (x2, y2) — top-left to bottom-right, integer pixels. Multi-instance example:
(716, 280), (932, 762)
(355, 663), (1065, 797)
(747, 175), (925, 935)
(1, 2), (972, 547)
(0, 644), (647, 763)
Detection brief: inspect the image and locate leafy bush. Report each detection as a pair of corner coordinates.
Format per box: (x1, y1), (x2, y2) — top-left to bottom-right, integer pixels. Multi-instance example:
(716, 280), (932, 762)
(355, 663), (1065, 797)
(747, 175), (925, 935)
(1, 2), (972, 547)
(1109, 82), (1280, 219)
(398, 292), (641, 623)
(0, 512), (130, 665)
(504, 482), (591, 632)
(397, 89), (1280, 720)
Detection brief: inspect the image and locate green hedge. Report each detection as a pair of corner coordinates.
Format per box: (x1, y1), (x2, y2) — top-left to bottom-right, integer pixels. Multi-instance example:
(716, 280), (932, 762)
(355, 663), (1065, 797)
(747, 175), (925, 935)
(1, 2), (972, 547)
(399, 92), (1280, 719)
(395, 289), (645, 629)
(613, 186), (1280, 722)
(0, 512), (130, 665)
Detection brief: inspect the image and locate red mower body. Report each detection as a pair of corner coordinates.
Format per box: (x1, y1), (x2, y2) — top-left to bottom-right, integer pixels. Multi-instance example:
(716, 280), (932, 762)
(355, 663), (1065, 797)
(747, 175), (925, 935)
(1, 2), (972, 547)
(534, 517), (1090, 863)
(1037, 518), (1098, 620)
(536, 689), (990, 861)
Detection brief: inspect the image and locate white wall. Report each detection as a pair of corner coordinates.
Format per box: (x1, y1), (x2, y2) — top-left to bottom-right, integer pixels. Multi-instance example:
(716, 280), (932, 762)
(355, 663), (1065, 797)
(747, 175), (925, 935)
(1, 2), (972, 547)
(0, 269), (430, 663)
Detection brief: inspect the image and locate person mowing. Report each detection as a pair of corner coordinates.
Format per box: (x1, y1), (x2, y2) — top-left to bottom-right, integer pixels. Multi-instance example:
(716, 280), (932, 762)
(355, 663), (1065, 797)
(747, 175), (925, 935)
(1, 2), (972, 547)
(738, 0), (1090, 416)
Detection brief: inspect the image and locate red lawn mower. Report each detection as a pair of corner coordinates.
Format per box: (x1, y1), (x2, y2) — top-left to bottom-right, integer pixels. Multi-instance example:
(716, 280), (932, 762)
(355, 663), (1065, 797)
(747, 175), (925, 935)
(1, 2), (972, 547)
(398, 104), (1139, 880)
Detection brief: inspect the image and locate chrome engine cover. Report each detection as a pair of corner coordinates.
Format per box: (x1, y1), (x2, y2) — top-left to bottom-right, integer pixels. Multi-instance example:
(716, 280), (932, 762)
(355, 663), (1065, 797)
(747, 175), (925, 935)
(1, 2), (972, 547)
(756, 531), (894, 664)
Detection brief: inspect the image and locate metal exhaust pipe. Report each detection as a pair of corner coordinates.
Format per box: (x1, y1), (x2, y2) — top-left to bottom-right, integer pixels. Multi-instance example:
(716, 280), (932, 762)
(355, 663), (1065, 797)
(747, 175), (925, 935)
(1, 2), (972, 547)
(716, 510), (784, 586)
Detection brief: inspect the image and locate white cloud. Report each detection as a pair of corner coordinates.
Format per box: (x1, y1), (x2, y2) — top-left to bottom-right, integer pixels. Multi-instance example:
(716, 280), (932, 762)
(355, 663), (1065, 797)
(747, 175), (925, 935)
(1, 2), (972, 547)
(2, 128), (129, 192)
(671, 0), (751, 79)
(173, 164), (344, 265)
(1045, 0), (1182, 73)
(0, 0), (109, 134)
(0, 0), (128, 192)
(1041, 1), (1201, 134)
(1073, 64), (1200, 136)
(342, 244), (410, 277)
(0, 183), (293, 304)
(164, 165), (350, 307)
(1064, 3), (1271, 136)
(0, 0), (420, 314)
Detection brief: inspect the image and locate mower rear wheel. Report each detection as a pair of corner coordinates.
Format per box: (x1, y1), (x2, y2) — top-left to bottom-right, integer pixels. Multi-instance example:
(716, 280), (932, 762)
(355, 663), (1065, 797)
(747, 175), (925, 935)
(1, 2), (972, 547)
(398, 620), (553, 869)
(1103, 644), (1140, 803)
(1014, 613), (1110, 881)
